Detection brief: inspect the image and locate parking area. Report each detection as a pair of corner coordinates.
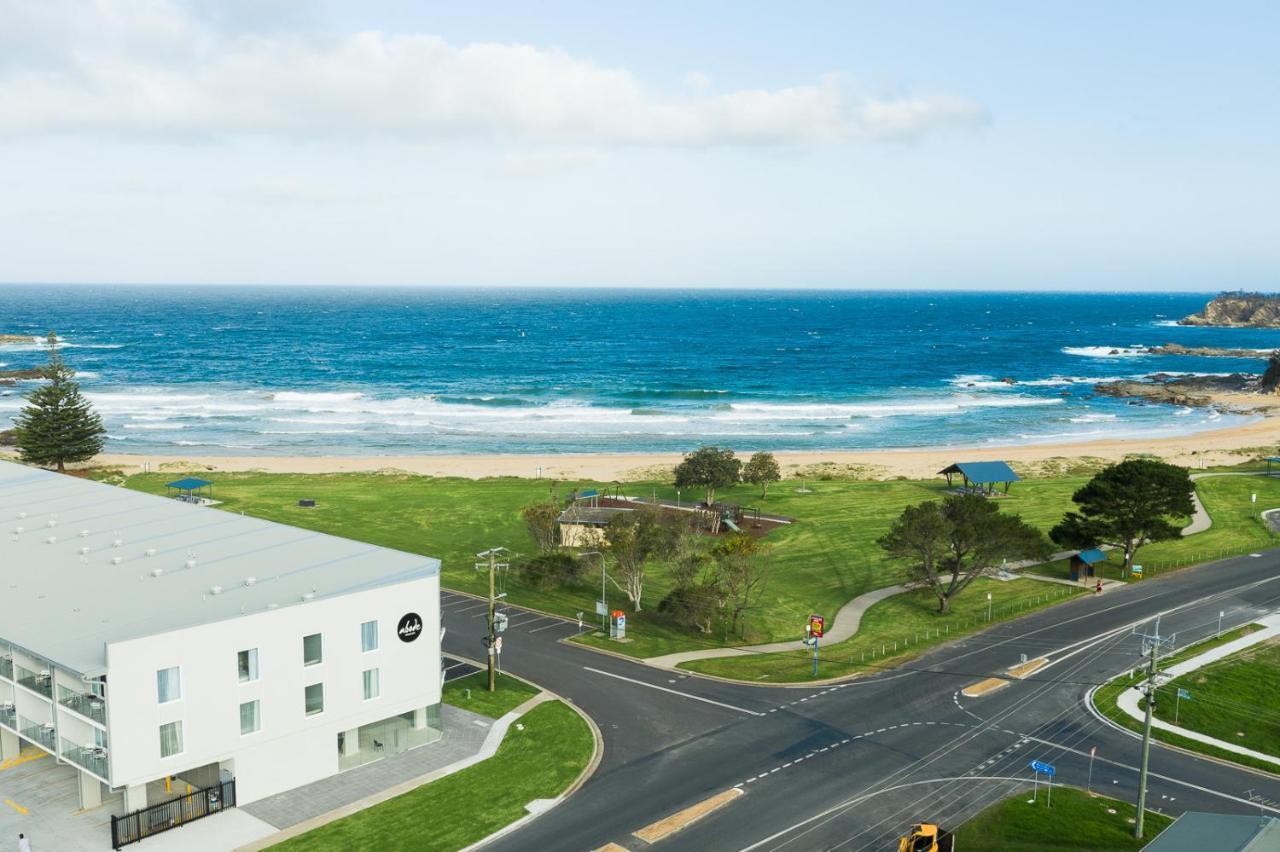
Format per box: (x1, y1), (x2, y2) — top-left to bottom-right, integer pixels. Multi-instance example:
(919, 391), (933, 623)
(0, 746), (123, 851)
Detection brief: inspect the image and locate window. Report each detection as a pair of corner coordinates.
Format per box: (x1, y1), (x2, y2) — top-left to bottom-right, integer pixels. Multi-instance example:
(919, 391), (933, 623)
(362, 668), (380, 701)
(240, 700), (261, 735)
(361, 620), (379, 653)
(238, 648), (259, 683)
(303, 633), (323, 667)
(156, 667), (181, 704)
(159, 721), (183, 757)
(304, 682), (324, 716)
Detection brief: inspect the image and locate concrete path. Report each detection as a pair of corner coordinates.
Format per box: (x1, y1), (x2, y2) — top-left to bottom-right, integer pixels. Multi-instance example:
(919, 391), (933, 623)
(1114, 612), (1280, 768)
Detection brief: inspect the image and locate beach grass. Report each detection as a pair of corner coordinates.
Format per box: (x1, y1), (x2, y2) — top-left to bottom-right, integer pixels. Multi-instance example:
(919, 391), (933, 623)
(953, 786), (1172, 851)
(268, 700), (592, 852)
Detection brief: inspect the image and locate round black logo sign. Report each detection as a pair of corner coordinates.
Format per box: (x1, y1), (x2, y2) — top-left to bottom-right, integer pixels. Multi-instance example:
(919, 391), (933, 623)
(397, 612), (423, 643)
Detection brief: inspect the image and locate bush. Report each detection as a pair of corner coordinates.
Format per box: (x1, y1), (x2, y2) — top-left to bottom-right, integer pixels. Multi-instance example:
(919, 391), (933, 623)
(658, 583), (719, 634)
(516, 551), (586, 590)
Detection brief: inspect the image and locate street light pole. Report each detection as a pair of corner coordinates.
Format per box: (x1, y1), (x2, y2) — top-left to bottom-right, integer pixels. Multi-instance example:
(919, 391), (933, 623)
(581, 550), (607, 632)
(987, 592), (993, 621)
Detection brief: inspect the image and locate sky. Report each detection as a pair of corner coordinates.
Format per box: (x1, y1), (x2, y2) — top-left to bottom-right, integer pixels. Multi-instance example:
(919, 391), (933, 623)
(0, 1), (1277, 290)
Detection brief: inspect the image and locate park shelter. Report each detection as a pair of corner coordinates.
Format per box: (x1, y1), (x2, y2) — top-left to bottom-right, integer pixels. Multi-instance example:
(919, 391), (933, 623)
(165, 476), (214, 503)
(1069, 548), (1106, 582)
(1141, 811), (1280, 851)
(557, 505), (632, 548)
(938, 461), (1020, 495)
(1265, 456), (1280, 475)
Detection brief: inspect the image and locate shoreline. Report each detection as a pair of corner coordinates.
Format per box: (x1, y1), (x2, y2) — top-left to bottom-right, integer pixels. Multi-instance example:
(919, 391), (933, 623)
(70, 413), (1280, 481)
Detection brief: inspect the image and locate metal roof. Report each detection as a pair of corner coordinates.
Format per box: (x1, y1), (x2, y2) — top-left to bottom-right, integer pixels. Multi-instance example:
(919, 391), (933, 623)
(1142, 812), (1280, 852)
(0, 460), (439, 676)
(166, 477), (213, 490)
(938, 461), (1021, 483)
(558, 506), (632, 526)
(1076, 549), (1107, 564)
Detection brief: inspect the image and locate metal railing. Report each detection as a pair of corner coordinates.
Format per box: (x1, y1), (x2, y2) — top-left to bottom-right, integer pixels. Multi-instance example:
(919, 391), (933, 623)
(14, 664), (52, 699)
(110, 779), (236, 850)
(18, 715), (55, 750)
(0, 657), (12, 681)
(0, 704), (14, 731)
(57, 684), (107, 725)
(60, 736), (109, 780)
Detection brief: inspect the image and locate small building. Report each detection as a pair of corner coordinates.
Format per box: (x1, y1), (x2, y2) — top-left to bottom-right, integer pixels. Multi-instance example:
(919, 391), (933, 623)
(557, 505), (632, 548)
(1141, 811), (1280, 851)
(938, 461), (1021, 495)
(165, 476), (214, 504)
(1069, 548), (1107, 581)
(0, 459), (443, 832)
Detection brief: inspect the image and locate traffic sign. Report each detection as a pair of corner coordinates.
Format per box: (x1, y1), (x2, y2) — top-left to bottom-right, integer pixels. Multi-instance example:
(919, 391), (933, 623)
(1176, 688), (1191, 700)
(1030, 760), (1055, 777)
(808, 614), (825, 638)
(1131, 564), (1144, 575)
(495, 636), (503, 654)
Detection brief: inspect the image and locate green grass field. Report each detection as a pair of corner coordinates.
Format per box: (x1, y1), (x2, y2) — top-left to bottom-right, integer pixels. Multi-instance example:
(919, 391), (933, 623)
(954, 787), (1172, 851)
(270, 700), (593, 852)
(442, 670), (540, 718)
(117, 464), (1279, 676)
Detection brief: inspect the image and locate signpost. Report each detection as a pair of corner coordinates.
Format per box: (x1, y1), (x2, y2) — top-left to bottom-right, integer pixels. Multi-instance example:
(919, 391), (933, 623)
(804, 615), (824, 677)
(1029, 760), (1055, 806)
(1131, 564), (1144, 577)
(1175, 687), (1191, 724)
(1087, 746), (1097, 793)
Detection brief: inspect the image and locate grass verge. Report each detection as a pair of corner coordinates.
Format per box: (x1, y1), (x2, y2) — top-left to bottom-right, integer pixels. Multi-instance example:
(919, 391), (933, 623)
(442, 670), (540, 719)
(270, 700), (593, 852)
(954, 786), (1172, 851)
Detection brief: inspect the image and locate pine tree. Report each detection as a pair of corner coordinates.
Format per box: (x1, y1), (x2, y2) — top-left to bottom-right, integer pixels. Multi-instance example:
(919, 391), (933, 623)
(12, 333), (106, 472)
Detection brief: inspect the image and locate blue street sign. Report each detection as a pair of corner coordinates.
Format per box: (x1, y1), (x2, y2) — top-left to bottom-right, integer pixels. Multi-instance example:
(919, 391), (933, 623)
(1177, 688), (1191, 700)
(1030, 760), (1056, 777)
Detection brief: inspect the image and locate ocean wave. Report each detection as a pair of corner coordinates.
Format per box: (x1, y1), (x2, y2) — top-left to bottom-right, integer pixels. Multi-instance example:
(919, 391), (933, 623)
(122, 422), (186, 430)
(1068, 414), (1118, 423)
(1062, 346), (1149, 358)
(948, 373), (1127, 389)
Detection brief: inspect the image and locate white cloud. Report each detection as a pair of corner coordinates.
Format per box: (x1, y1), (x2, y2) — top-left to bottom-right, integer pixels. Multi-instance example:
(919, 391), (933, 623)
(0, 1), (985, 146)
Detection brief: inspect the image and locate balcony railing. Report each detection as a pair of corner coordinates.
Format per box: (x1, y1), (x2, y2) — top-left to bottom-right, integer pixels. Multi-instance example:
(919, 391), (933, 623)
(57, 685), (107, 726)
(14, 664), (52, 699)
(61, 736), (109, 780)
(0, 703), (14, 731)
(19, 715), (56, 751)
(0, 657), (12, 681)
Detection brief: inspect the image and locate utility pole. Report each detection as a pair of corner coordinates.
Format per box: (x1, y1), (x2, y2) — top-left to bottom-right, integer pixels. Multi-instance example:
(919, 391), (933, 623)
(475, 547), (510, 693)
(1132, 618), (1174, 840)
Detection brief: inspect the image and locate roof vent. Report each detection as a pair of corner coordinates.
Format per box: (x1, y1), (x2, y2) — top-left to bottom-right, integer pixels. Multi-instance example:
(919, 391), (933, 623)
(151, 568), (163, 578)
(79, 529), (89, 537)
(146, 549), (157, 557)
(17, 512), (26, 519)
(185, 560), (197, 570)
(79, 547), (90, 556)
(12, 526), (22, 535)
(112, 539), (123, 548)
(111, 556), (122, 565)
(209, 585), (224, 595)
(46, 536), (57, 545)
(266, 603), (279, 610)
(47, 519), (56, 528)
(244, 577), (257, 587)
(301, 592), (315, 602)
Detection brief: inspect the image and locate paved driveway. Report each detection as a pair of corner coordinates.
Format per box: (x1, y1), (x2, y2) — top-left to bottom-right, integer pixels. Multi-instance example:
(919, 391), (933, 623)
(0, 746), (121, 851)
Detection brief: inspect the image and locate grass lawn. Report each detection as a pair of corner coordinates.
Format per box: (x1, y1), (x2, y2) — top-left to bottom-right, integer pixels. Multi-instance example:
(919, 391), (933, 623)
(442, 670), (540, 718)
(270, 700), (593, 852)
(954, 787), (1172, 851)
(1090, 624), (1280, 774)
(1153, 636), (1280, 758)
(678, 578), (1081, 682)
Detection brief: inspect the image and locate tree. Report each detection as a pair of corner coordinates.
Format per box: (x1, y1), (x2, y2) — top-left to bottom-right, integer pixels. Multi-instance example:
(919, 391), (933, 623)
(674, 446), (741, 505)
(742, 451), (782, 500)
(515, 551), (586, 590)
(13, 333), (106, 472)
(605, 506), (674, 612)
(657, 582), (719, 634)
(522, 500), (561, 553)
(711, 533), (771, 638)
(1050, 459), (1194, 577)
(878, 494), (1049, 613)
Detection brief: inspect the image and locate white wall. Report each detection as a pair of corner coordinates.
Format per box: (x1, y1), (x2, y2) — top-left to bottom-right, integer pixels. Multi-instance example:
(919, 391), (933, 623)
(105, 573), (440, 804)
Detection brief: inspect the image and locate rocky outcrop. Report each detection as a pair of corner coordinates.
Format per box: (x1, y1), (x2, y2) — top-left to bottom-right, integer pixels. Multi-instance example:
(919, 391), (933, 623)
(1262, 354), (1280, 394)
(1147, 342), (1275, 358)
(0, 430), (14, 446)
(0, 334), (35, 345)
(1093, 373), (1256, 408)
(1180, 293), (1280, 327)
(0, 368), (43, 385)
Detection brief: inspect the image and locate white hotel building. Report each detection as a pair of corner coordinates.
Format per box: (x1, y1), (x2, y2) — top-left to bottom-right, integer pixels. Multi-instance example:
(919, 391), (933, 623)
(0, 460), (443, 814)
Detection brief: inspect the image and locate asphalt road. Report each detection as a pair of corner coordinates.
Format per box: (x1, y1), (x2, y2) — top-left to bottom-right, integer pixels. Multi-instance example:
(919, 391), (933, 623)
(440, 552), (1280, 851)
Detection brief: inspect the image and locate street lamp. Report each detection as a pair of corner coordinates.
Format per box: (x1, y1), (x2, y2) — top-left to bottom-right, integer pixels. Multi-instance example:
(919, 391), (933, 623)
(581, 550), (608, 632)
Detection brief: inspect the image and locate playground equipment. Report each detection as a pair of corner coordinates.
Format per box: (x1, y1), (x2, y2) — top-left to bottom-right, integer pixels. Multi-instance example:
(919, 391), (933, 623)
(898, 824), (954, 852)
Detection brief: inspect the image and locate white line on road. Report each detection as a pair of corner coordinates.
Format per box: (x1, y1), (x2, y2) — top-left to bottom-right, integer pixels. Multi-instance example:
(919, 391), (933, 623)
(582, 666), (763, 716)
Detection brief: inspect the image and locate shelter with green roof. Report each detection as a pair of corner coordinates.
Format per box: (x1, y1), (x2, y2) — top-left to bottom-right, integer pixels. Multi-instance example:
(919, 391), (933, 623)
(938, 461), (1020, 495)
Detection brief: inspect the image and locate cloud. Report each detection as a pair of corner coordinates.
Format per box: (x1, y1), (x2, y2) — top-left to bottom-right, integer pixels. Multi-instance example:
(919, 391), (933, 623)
(0, 1), (986, 146)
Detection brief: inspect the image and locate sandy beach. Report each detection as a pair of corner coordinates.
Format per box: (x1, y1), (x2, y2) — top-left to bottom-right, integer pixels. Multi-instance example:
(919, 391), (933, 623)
(75, 407), (1280, 481)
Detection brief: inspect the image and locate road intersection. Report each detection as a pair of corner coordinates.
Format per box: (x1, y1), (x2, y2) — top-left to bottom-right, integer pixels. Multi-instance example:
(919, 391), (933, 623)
(440, 551), (1280, 851)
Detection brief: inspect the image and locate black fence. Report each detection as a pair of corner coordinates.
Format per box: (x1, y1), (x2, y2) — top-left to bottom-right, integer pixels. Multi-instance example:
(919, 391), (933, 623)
(110, 779), (236, 849)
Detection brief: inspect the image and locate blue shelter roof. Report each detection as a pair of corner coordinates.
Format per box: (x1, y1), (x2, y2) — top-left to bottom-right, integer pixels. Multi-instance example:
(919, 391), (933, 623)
(1076, 549), (1107, 564)
(166, 477), (213, 490)
(938, 461), (1021, 484)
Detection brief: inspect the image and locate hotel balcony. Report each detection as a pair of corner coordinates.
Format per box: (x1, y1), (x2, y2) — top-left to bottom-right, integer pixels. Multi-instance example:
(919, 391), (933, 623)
(0, 702), (14, 731)
(14, 664), (52, 699)
(60, 735), (109, 781)
(0, 656), (12, 682)
(19, 715), (56, 751)
(57, 684), (107, 726)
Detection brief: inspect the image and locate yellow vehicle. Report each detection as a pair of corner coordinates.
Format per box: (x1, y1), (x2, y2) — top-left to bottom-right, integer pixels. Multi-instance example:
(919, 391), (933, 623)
(898, 823), (954, 852)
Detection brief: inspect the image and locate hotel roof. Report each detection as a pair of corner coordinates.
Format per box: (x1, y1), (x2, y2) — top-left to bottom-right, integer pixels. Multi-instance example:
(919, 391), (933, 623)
(0, 460), (439, 676)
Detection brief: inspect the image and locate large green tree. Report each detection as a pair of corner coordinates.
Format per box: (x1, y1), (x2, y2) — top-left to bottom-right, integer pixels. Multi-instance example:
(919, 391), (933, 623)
(13, 333), (106, 472)
(879, 494), (1049, 613)
(742, 451), (782, 500)
(1050, 459), (1194, 577)
(674, 446), (741, 505)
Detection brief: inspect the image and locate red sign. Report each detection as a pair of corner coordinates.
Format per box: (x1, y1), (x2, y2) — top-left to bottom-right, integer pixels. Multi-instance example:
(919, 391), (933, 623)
(808, 614), (824, 638)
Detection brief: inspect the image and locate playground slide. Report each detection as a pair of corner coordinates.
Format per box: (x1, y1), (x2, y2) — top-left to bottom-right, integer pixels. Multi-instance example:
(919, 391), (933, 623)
(722, 517), (741, 532)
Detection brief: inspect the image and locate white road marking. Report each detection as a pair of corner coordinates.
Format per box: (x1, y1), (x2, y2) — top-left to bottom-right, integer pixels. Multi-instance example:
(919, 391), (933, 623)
(582, 666), (763, 716)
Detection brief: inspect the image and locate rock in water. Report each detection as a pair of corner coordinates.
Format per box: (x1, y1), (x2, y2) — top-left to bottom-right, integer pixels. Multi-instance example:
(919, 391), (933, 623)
(1262, 354), (1280, 394)
(1180, 292), (1280, 327)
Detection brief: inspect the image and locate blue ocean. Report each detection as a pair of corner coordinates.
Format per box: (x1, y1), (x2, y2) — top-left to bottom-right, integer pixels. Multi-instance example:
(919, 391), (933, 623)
(0, 287), (1273, 456)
